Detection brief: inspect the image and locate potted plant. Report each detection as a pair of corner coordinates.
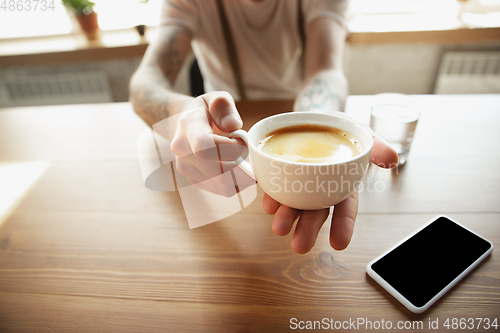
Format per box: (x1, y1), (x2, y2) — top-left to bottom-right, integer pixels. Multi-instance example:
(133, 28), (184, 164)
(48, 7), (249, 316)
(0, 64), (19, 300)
(62, 0), (99, 41)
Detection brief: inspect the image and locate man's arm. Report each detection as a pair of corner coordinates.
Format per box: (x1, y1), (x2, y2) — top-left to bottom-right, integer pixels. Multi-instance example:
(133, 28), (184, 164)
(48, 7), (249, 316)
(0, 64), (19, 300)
(129, 25), (195, 127)
(267, 17), (398, 254)
(294, 17), (348, 112)
(131, 22), (245, 196)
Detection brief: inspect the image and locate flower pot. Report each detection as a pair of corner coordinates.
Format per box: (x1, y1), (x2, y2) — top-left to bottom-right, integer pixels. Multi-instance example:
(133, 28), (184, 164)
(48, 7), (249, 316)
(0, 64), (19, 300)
(135, 24), (146, 37)
(77, 12), (99, 41)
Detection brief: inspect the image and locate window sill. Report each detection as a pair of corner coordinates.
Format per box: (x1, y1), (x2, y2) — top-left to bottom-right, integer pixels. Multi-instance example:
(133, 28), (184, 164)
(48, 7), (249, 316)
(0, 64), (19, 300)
(347, 26), (500, 44)
(0, 27), (154, 68)
(0, 25), (499, 68)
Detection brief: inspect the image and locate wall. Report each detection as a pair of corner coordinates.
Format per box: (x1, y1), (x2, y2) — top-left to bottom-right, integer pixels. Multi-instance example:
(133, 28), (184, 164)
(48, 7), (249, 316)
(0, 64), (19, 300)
(345, 40), (500, 95)
(1, 40), (499, 106)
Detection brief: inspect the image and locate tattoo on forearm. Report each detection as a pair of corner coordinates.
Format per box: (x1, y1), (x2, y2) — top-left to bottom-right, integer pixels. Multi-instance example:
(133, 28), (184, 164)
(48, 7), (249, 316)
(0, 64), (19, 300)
(295, 77), (342, 112)
(130, 27), (193, 127)
(152, 29), (191, 85)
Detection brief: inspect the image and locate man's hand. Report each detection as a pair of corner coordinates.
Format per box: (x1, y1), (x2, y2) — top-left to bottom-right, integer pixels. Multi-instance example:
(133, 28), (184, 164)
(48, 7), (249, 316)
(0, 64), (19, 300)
(170, 91), (250, 196)
(263, 136), (399, 254)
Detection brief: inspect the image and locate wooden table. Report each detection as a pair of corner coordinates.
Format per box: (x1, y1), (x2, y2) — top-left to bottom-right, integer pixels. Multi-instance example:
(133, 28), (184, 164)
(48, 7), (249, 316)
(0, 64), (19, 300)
(0, 95), (498, 332)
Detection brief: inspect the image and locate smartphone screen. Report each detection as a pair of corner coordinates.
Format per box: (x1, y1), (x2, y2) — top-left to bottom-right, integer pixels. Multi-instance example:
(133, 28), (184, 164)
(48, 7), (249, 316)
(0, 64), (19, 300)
(367, 216), (493, 312)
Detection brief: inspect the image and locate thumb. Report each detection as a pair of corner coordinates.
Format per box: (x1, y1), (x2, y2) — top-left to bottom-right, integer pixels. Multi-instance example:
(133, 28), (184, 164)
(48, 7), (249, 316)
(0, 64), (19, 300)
(202, 91), (243, 132)
(370, 135), (399, 169)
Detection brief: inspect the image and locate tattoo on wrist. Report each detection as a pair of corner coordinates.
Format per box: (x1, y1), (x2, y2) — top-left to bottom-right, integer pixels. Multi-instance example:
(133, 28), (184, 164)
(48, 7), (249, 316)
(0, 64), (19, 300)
(296, 77), (341, 112)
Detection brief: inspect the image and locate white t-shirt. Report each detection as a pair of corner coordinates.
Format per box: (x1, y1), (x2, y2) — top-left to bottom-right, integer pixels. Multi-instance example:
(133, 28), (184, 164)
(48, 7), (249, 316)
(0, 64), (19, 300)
(160, 0), (348, 100)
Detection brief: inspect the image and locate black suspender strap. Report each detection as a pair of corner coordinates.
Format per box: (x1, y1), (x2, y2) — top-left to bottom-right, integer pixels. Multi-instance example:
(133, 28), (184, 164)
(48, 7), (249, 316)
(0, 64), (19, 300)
(297, 0), (306, 79)
(216, 0), (247, 100)
(216, 0), (306, 99)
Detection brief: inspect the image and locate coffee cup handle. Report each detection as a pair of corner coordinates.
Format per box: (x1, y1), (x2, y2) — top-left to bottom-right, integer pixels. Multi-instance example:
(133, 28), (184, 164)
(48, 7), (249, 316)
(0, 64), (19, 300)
(228, 130), (255, 180)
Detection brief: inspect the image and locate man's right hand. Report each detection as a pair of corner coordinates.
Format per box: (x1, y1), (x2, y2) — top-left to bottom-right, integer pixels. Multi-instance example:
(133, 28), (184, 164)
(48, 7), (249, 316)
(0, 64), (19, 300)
(170, 91), (251, 197)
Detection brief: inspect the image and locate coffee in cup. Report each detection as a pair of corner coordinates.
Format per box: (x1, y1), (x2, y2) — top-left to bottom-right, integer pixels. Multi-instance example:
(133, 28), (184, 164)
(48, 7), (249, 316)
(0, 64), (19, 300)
(257, 124), (362, 164)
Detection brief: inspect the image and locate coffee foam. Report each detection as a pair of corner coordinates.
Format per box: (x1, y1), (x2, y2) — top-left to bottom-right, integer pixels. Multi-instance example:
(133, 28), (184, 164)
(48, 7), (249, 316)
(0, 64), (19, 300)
(257, 124), (362, 164)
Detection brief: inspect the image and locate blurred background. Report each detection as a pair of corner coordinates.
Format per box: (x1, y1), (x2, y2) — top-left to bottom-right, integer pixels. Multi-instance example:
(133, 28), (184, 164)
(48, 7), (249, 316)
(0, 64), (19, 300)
(0, 0), (499, 107)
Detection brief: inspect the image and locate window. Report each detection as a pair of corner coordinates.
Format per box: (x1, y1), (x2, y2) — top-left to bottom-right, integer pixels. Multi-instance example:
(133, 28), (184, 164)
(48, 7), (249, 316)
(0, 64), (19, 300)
(0, 0), (163, 39)
(348, 0), (500, 32)
(0, 0), (499, 39)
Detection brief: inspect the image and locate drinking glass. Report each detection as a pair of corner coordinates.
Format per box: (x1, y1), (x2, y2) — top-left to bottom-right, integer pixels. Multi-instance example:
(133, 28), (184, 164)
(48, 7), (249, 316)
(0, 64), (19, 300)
(370, 93), (420, 166)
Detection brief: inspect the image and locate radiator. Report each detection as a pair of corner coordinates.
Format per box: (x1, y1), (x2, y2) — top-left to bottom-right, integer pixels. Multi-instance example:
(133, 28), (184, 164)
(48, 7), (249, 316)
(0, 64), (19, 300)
(434, 51), (500, 94)
(0, 71), (113, 107)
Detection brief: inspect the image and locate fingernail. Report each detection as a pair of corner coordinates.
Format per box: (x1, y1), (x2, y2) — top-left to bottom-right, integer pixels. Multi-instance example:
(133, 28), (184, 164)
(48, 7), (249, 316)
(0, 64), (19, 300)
(220, 114), (242, 130)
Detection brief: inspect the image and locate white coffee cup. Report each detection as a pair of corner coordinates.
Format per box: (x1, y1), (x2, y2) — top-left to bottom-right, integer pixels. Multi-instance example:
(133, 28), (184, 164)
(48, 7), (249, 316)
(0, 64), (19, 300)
(229, 111), (373, 210)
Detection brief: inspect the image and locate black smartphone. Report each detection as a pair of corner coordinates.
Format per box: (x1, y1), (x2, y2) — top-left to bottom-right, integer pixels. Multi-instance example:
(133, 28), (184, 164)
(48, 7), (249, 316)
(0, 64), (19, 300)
(366, 215), (493, 313)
